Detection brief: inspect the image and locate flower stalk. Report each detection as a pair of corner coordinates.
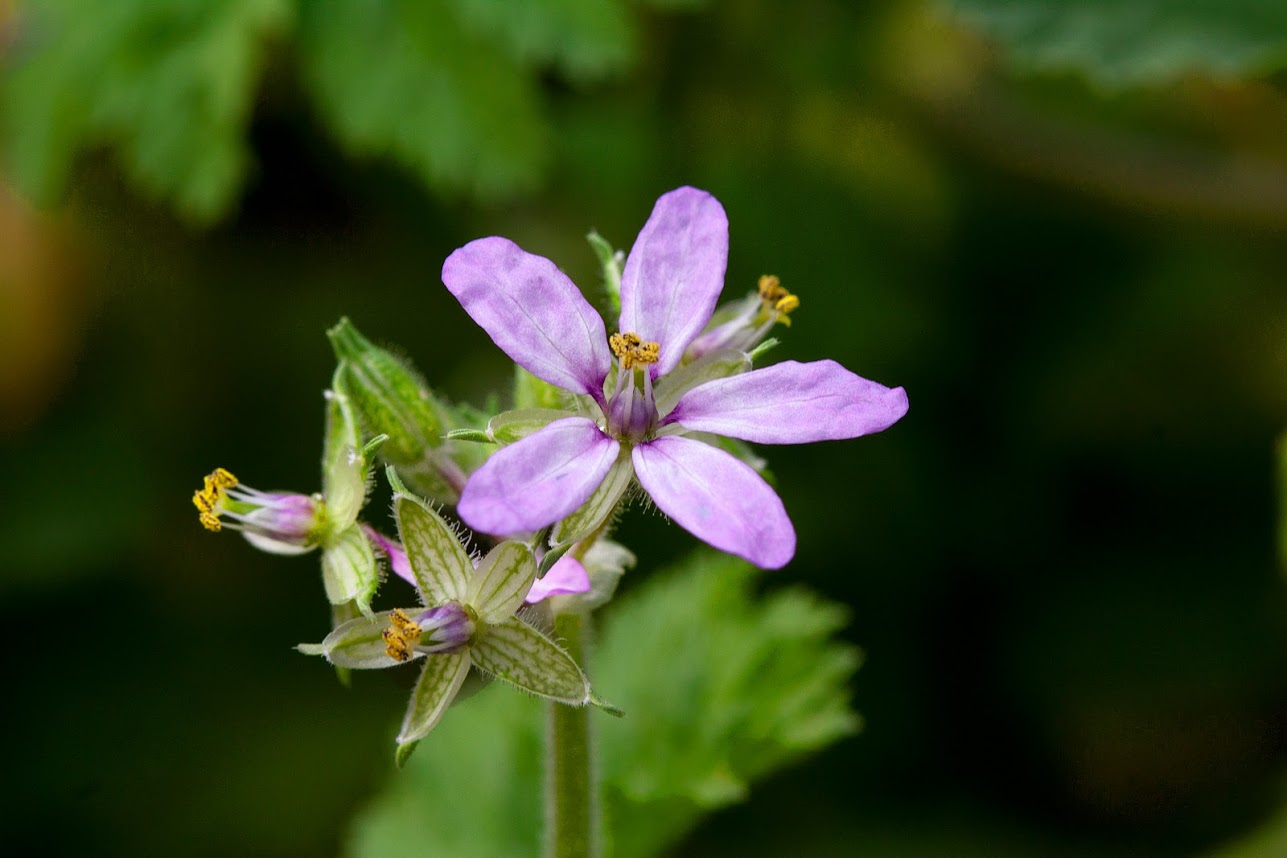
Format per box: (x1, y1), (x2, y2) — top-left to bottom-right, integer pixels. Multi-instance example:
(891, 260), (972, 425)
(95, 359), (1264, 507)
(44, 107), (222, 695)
(545, 609), (599, 858)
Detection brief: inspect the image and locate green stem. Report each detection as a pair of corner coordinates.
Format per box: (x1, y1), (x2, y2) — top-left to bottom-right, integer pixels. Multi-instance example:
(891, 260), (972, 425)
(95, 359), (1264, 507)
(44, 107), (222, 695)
(545, 611), (599, 858)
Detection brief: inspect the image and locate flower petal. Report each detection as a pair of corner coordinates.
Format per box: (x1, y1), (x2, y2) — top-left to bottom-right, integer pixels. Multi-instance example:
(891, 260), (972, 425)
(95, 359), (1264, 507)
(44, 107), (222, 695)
(458, 416), (621, 535)
(619, 187), (729, 377)
(469, 540), (537, 623)
(525, 555), (592, 603)
(470, 616), (590, 704)
(632, 435), (795, 569)
(397, 650), (472, 745)
(442, 236), (612, 397)
(667, 359), (908, 444)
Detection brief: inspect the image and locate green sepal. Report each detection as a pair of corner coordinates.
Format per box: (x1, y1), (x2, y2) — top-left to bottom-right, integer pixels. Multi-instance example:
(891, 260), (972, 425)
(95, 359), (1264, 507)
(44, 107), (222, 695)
(587, 229), (623, 316)
(572, 540), (636, 612)
(323, 365), (369, 532)
(397, 651), (472, 745)
(394, 740), (421, 769)
(330, 600), (364, 686)
(514, 365), (576, 410)
(551, 450), (633, 549)
(446, 428), (494, 444)
(300, 608), (423, 669)
(469, 541), (537, 623)
(487, 408), (569, 445)
(321, 525), (380, 615)
(392, 480), (472, 604)
(653, 348), (751, 416)
(470, 616), (590, 705)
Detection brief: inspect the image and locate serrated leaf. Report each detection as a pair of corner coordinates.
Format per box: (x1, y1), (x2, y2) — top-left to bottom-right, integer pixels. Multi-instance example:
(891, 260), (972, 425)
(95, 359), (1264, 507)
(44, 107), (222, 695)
(347, 549), (860, 858)
(397, 650), (473, 745)
(1, 0), (290, 222)
(469, 541), (536, 622)
(471, 617), (589, 704)
(298, 0), (549, 200)
(946, 0), (1287, 85)
(393, 494), (472, 604)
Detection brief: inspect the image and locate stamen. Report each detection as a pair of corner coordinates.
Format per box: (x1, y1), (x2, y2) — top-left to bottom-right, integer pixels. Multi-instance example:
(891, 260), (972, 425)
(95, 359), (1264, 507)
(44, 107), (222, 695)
(194, 467), (238, 532)
(382, 608), (421, 662)
(757, 274), (799, 326)
(610, 332), (660, 370)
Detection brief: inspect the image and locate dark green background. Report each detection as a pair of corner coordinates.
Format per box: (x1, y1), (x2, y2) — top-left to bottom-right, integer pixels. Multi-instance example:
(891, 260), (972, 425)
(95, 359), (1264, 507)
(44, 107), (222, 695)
(2, 1), (1285, 855)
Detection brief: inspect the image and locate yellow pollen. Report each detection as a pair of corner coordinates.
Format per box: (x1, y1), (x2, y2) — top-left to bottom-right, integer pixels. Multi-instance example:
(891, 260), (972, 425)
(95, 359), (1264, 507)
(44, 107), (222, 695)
(194, 467), (238, 532)
(610, 332), (660, 370)
(757, 274), (799, 325)
(383, 609), (421, 662)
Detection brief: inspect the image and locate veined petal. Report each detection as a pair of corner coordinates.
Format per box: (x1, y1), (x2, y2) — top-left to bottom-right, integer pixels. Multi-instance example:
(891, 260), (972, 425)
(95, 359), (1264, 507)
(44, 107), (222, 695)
(397, 650), (472, 745)
(394, 494), (472, 604)
(471, 617), (590, 704)
(667, 359), (909, 444)
(632, 435), (795, 569)
(469, 540), (537, 623)
(619, 187), (729, 377)
(458, 417), (620, 535)
(443, 237), (612, 397)
(525, 555), (592, 603)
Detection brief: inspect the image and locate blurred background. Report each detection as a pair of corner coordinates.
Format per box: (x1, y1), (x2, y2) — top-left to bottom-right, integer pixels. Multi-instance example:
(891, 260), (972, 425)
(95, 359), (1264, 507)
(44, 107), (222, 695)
(2, 0), (1286, 855)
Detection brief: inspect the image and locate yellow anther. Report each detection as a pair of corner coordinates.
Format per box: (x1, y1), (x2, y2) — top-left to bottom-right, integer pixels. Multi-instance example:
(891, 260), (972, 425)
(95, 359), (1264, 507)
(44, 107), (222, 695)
(757, 274), (798, 325)
(383, 609), (421, 662)
(192, 490), (214, 514)
(198, 511), (222, 532)
(610, 332), (660, 370)
(210, 468), (238, 488)
(195, 468), (238, 532)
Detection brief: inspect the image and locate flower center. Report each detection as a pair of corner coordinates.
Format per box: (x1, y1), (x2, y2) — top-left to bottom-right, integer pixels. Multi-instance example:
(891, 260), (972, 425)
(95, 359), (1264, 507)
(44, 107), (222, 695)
(383, 604), (476, 661)
(606, 331), (661, 442)
(609, 332), (660, 370)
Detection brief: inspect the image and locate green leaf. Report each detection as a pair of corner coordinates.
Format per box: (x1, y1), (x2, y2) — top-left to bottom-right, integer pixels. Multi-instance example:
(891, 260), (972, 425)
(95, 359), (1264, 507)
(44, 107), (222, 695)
(393, 493), (473, 604)
(397, 650), (473, 746)
(598, 553), (861, 857)
(470, 617), (590, 704)
(1, 0), (291, 222)
(448, 0), (635, 81)
(513, 365), (578, 410)
(298, 0), (549, 200)
(468, 542), (537, 623)
(347, 550), (860, 858)
(945, 0), (1287, 85)
(587, 229), (623, 315)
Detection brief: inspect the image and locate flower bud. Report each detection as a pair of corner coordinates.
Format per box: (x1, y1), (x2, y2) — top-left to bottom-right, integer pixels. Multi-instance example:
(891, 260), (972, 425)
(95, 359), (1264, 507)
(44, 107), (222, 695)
(327, 317), (467, 503)
(193, 468), (322, 555)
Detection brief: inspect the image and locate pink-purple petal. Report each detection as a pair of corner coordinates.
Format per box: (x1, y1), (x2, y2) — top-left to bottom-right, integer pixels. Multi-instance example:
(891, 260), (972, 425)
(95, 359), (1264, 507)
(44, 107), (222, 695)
(442, 236), (612, 397)
(525, 555), (592, 603)
(667, 359), (908, 444)
(458, 417), (621, 536)
(632, 435), (795, 569)
(619, 187), (729, 377)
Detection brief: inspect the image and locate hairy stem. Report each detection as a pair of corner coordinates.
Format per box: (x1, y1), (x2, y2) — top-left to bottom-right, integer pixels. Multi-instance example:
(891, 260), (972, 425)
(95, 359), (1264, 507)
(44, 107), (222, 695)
(544, 611), (599, 858)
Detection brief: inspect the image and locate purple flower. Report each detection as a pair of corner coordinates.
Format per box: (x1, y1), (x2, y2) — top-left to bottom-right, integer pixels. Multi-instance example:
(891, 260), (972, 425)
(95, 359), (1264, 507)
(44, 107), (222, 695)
(442, 187), (908, 569)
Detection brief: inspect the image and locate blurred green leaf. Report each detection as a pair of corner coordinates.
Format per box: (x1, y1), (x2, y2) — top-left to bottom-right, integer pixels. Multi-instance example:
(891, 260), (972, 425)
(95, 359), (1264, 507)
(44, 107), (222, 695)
(448, 0), (634, 81)
(298, 0), (550, 200)
(347, 550), (860, 858)
(1, 0), (290, 222)
(946, 0), (1287, 84)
